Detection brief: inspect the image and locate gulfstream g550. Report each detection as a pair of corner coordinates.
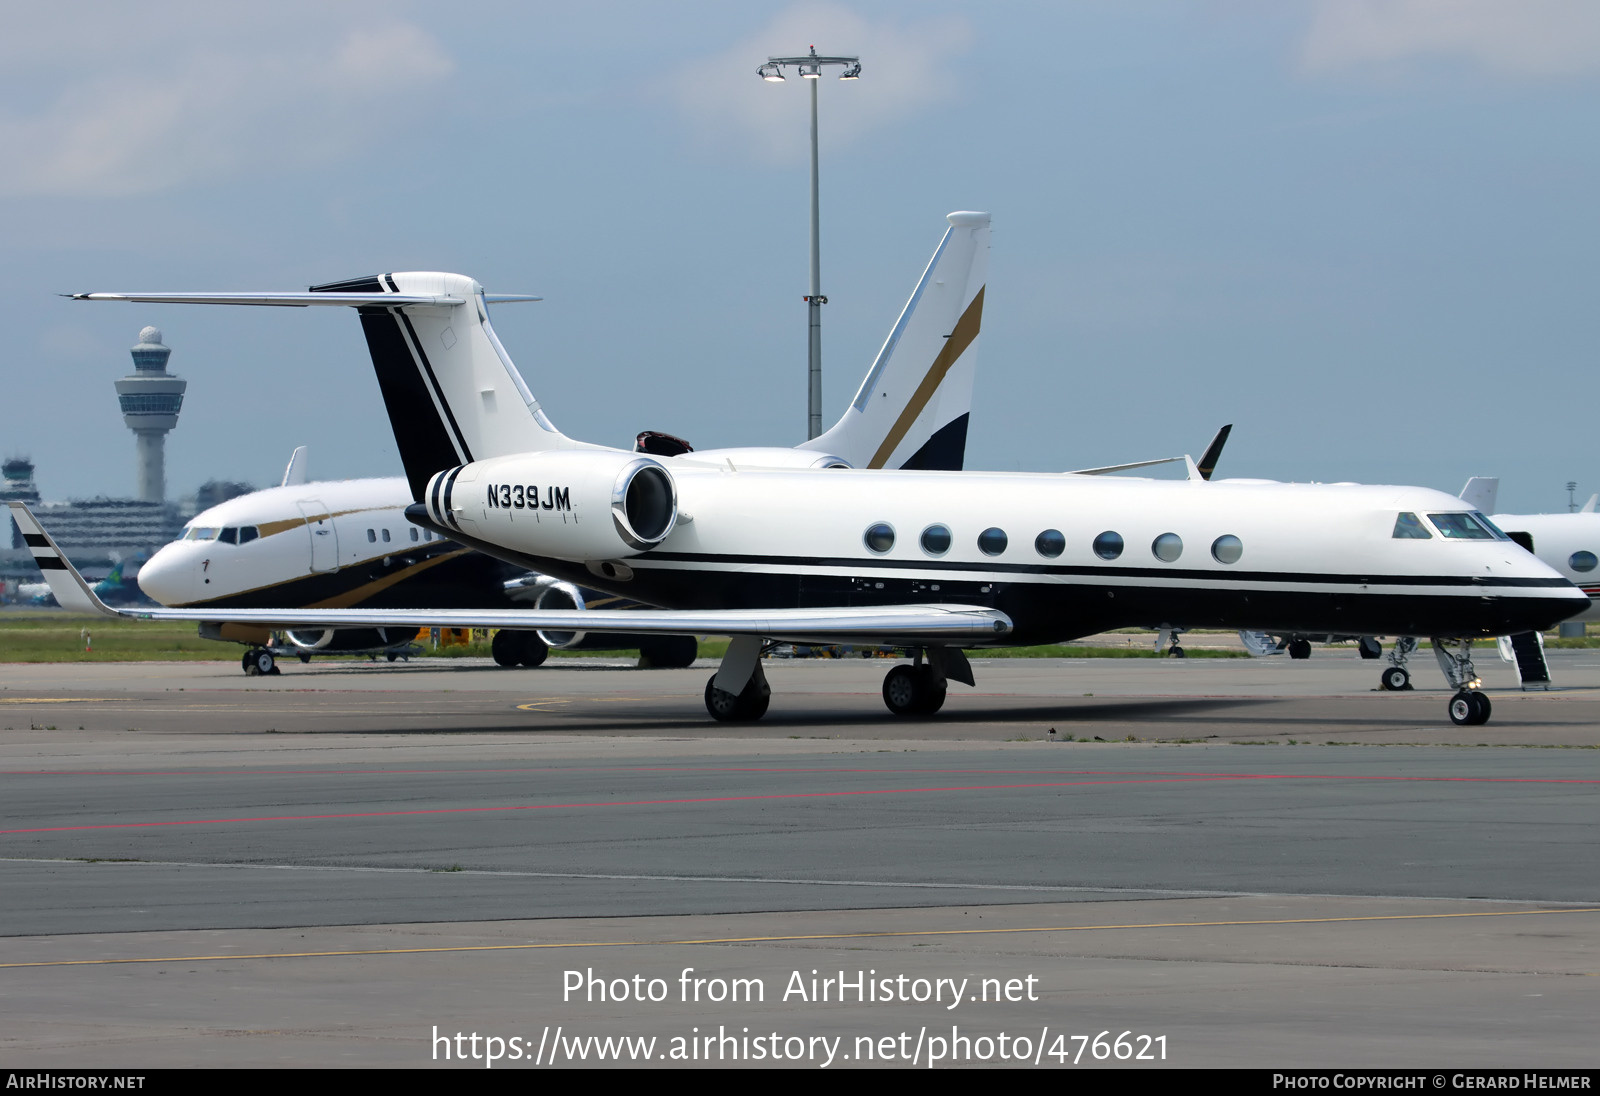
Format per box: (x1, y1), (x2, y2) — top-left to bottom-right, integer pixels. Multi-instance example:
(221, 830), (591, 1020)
(35, 211), (1585, 726)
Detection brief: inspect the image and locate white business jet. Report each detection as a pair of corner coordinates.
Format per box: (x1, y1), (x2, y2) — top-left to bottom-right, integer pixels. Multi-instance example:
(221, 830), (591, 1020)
(32, 212), (1586, 727)
(133, 218), (989, 673)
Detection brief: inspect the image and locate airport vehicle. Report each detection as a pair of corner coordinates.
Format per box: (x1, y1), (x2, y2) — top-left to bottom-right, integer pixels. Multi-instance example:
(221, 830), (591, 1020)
(46, 211), (1587, 726)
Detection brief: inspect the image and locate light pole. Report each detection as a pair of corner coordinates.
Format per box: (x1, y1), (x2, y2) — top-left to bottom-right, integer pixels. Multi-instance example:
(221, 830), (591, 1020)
(757, 46), (860, 439)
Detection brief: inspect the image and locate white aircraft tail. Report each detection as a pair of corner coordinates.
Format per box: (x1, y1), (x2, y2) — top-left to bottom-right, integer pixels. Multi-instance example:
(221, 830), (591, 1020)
(802, 211), (989, 470)
(1459, 476), (1499, 515)
(313, 273), (592, 497)
(280, 446), (309, 487)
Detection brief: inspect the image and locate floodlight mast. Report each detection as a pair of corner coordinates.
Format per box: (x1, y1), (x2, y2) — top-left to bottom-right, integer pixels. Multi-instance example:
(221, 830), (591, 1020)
(757, 46), (860, 440)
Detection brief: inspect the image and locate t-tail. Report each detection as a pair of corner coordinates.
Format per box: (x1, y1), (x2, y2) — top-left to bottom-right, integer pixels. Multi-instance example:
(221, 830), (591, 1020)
(311, 274), (599, 498)
(801, 211), (989, 471)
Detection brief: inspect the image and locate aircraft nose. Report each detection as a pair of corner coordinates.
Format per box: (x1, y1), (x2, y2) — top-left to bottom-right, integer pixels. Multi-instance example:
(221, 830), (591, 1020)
(136, 544), (193, 606)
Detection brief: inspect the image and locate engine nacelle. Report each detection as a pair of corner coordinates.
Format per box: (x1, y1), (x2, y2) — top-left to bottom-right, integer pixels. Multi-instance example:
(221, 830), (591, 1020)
(425, 450), (677, 561)
(284, 627), (406, 652)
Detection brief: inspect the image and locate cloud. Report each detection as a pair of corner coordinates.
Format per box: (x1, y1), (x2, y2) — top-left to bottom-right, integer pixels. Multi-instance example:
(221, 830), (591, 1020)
(1301, 0), (1600, 78)
(0, 8), (454, 198)
(671, 2), (974, 161)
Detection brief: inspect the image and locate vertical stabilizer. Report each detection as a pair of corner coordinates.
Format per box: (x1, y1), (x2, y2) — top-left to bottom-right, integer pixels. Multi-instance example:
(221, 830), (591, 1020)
(316, 273), (594, 499)
(1459, 476), (1500, 515)
(801, 211), (989, 470)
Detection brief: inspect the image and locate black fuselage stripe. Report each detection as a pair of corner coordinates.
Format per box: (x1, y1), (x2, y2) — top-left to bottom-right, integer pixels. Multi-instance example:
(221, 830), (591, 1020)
(637, 552), (1574, 590)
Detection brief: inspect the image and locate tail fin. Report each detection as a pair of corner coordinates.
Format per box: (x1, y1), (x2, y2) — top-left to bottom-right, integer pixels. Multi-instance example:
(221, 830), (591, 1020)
(800, 211), (988, 470)
(8, 502), (120, 617)
(315, 274), (591, 498)
(1459, 476), (1500, 515)
(280, 445), (309, 487)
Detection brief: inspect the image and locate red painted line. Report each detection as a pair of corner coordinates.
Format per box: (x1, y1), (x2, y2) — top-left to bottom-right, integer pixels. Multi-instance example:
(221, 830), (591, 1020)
(0, 775), (1245, 835)
(3, 765), (1597, 785)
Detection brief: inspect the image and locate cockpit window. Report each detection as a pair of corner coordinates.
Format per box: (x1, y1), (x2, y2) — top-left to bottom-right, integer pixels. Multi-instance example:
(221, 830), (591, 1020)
(218, 527), (238, 545)
(1471, 512), (1511, 541)
(239, 526), (259, 544)
(184, 527), (220, 541)
(1392, 513), (1431, 540)
(1429, 512), (1496, 540)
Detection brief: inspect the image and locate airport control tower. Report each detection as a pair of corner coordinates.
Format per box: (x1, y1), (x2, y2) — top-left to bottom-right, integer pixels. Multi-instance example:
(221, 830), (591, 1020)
(115, 327), (186, 502)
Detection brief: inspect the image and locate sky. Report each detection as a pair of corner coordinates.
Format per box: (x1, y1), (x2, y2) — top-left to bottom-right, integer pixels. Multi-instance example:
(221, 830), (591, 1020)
(1, 0), (1596, 514)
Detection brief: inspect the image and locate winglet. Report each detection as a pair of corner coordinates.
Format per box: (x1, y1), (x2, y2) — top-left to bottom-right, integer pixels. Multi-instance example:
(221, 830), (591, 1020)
(7, 502), (124, 618)
(1195, 424), (1232, 482)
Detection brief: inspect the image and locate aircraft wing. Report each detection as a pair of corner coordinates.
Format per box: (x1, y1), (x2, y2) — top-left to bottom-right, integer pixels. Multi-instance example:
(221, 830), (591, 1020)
(9, 503), (1011, 645)
(68, 291), (540, 307)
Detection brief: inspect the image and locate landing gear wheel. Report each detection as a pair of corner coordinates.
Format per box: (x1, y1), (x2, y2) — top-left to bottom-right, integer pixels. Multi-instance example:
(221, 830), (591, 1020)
(243, 648), (275, 676)
(491, 630), (521, 668)
(1358, 637), (1382, 660)
(1288, 638), (1312, 660)
(704, 672), (771, 722)
(1463, 690), (1492, 725)
(518, 635), (548, 668)
(1380, 666), (1411, 691)
(882, 664), (947, 717)
(1168, 646), (1185, 659)
(638, 634), (699, 669)
(298, 652), (312, 664)
(386, 651), (398, 663)
(1448, 690), (1492, 726)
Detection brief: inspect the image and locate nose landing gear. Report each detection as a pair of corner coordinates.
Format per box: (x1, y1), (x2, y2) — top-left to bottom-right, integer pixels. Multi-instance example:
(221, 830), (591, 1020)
(1435, 637), (1491, 725)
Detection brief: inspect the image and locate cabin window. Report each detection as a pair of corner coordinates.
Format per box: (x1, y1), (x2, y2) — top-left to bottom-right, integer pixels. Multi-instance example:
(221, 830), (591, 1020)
(1152, 532), (1183, 562)
(920, 524), (951, 556)
(1570, 551), (1598, 573)
(977, 527), (1008, 556)
(367, 529), (377, 543)
(1211, 534), (1243, 564)
(409, 528), (419, 542)
(1093, 531), (1124, 560)
(1392, 513), (1431, 539)
(1034, 529), (1065, 558)
(864, 522), (895, 554)
(218, 527), (238, 545)
(381, 529), (391, 543)
(1429, 512), (1496, 540)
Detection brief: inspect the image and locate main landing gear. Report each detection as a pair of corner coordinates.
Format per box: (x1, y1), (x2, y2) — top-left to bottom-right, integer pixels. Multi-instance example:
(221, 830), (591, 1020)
(242, 647), (279, 676)
(702, 640), (975, 722)
(491, 629), (549, 668)
(1378, 636), (1417, 691)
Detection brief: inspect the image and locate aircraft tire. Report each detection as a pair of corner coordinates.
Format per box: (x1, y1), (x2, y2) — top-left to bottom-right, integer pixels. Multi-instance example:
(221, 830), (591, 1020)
(518, 634), (549, 668)
(241, 649), (256, 675)
(1288, 638), (1312, 660)
(1469, 691), (1492, 725)
(491, 630), (522, 668)
(704, 673), (770, 722)
(1381, 666), (1410, 691)
(249, 649), (275, 676)
(1169, 645), (1186, 659)
(883, 664), (946, 717)
(1449, 691), (1476, 726)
